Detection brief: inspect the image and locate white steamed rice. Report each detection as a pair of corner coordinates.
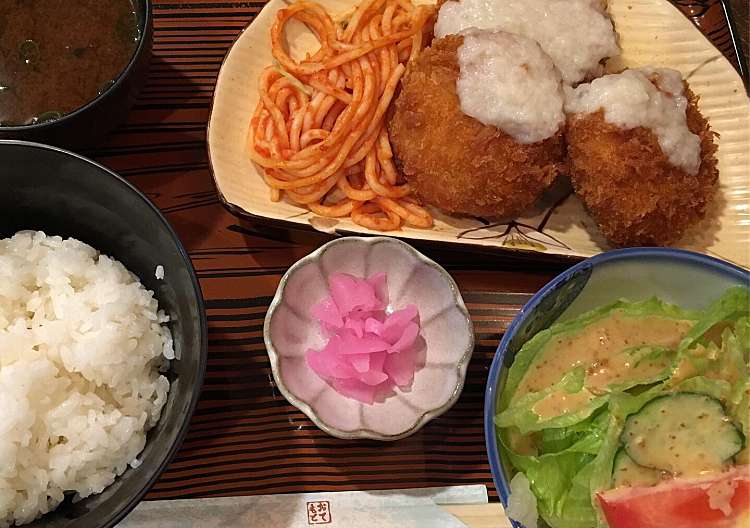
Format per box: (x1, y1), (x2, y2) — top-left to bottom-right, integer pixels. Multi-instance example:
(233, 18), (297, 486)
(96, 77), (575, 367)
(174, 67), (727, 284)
(0, 231), (173, 527)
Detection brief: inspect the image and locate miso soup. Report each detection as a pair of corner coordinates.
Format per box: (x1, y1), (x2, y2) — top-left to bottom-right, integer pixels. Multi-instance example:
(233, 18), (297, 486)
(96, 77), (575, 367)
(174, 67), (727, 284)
(0, 0), (139, 126)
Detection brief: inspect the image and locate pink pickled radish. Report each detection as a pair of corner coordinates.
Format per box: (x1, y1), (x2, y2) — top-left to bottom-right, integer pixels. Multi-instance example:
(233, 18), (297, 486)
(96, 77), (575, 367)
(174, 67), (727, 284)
(379, 305), (419, 343)
(384, 343), (418, 387)
(348, 353), (370, 373)
(344, 317), (365, 337)
(329, 273), (383, 314)
(364, 317), (383, 335)
(311, 297), (343, 329)
(338, 330), (390, 355)
(367, 272), (389, 305)
(305, 272), (423, 404)
(369, 351), (387, 373)
(358, 368), (389, 386)
(389, 321), (420, 354)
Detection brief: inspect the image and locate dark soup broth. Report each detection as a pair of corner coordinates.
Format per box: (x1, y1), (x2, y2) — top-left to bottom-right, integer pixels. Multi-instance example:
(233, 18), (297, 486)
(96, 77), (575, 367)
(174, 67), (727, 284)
(0, 0), (139, 126)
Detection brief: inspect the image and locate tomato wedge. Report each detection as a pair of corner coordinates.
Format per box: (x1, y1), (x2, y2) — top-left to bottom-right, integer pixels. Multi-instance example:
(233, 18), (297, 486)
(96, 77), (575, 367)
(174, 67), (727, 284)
(597, 466), (750, 528)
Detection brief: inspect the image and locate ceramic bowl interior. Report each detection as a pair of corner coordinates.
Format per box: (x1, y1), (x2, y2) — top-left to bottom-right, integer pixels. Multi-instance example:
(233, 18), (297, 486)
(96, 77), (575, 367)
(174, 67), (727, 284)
(0, 0), (152, 147)
(484, 248), (749, 528)
(0, 140), (207, 528)
(265, 236), (474, 440)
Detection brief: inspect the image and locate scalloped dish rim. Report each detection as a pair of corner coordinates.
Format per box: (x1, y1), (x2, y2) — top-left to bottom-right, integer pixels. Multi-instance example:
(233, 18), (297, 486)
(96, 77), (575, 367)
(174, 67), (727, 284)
(263, 236), (475, 441)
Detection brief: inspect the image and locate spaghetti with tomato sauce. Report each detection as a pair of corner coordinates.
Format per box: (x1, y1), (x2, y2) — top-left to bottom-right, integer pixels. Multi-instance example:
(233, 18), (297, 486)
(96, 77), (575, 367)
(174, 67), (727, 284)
(248, 0), (436, 231)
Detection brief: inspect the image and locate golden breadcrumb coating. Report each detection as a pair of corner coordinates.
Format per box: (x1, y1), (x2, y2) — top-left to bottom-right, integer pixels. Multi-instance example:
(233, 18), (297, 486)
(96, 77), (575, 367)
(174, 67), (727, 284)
(387, 35), (566, 218)
(566, 85), (718, 247)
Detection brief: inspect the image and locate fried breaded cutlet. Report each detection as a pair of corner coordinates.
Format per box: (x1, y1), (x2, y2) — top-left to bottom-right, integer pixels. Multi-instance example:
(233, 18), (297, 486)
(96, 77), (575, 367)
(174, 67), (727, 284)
(387, 35), (566, 218)
(566, 85), (718, 247)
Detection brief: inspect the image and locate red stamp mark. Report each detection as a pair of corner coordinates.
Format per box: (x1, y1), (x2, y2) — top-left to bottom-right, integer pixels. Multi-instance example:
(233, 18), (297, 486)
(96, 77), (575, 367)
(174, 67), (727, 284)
(306, 501), (332, 524)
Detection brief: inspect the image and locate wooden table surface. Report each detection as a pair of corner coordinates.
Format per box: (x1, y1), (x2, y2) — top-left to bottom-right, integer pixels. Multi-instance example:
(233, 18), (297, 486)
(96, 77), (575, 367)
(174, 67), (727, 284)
(728, 0), (748, 75)
(78, 0), (744, 523)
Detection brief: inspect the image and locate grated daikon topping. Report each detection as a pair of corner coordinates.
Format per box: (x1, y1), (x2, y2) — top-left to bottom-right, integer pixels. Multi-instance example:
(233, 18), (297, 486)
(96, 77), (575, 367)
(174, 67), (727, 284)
(456, 30), (565, 144)
(565, 68), (701, 174)
(435, 0), (619, 85)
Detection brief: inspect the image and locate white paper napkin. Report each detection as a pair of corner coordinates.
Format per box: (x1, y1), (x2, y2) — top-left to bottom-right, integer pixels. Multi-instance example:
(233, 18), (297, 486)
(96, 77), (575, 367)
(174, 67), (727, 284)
(117, 485), (488, 528)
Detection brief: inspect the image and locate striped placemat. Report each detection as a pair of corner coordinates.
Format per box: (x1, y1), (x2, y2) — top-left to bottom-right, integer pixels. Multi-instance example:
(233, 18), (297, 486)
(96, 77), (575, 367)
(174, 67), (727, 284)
(82, 0), (742, 505)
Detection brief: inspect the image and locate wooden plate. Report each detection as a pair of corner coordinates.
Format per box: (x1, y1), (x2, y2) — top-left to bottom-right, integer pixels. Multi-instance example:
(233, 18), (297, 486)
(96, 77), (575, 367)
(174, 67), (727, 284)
(208, 0), (750, 268)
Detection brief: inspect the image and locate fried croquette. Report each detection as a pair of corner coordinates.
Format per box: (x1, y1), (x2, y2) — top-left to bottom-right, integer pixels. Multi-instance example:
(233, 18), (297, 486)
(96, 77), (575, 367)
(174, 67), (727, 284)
(566, 85), (718, 247)
(387, 35), (566, 218)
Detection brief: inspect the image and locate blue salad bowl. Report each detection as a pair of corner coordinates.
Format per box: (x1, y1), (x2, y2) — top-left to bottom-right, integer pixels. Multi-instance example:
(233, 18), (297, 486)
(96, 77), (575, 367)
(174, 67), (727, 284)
(484, 248), (749, 527)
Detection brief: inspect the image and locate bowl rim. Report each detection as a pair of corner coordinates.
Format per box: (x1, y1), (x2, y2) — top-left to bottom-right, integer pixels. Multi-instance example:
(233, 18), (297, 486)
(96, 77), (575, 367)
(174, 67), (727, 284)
(0, 0), (152, 132)
(484, 247), (749, 517)
(0, 138), (208, 528)
(263, 235), (475, 441)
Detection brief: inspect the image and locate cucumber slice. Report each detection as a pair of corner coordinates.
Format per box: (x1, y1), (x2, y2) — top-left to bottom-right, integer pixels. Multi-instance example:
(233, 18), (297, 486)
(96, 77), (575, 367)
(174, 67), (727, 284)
(621, 392), (744, 477)
(612, 449), (664, 488)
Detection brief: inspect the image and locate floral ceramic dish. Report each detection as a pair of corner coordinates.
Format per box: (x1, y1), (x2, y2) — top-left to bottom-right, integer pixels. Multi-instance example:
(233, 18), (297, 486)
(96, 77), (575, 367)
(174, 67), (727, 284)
(264, 237), (474, 440)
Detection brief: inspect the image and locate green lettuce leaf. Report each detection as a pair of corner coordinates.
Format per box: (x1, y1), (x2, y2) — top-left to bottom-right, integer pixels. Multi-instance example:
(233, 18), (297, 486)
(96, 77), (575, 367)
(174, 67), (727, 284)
(669, 299), (749, 404)
(540, 411), (608, 455)
(495, 368), (608, 434)
(725, 316), (750, 462)
(734, 385), (750, 465)
(503, 445), (596, 527)
(607, 383), (667, 420)
(499, 297), (697, 413)
(500, 410), (610, 528)
(505, 447), (592, 526)
(605, 345), (675, 392)
(550, 463), (599, 528)
(735, 316), (750, 364)
(672, 375), (732, 401)
(587, 416), (625, 528)
(676, 286), (750, 354)
(548, 410), (610, 457)
(725, 318), (750, 407)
